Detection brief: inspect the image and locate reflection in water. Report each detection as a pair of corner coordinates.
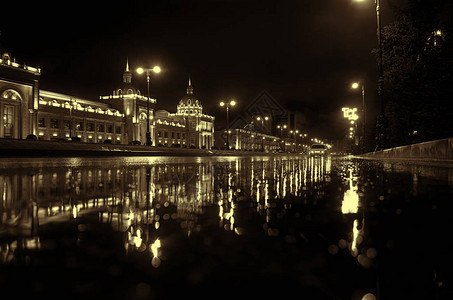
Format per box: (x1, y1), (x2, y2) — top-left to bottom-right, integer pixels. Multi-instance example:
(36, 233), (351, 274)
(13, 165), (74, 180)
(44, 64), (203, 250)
(351, 219), (363, 257)
(0, 156), (332, 262)
(1, 156), (451, 299)
(341, 164), (360, 214)
(337, 160), (372, 269)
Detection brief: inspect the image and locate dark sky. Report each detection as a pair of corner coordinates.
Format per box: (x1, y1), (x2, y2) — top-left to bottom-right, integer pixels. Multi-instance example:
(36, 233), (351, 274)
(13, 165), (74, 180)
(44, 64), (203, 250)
(1, 0), (409, 140)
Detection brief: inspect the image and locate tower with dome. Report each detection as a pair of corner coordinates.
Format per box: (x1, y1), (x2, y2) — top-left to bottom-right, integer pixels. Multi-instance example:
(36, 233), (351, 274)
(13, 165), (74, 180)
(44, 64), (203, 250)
(154, 77), (215, 149)
(100, 59), (157, 145)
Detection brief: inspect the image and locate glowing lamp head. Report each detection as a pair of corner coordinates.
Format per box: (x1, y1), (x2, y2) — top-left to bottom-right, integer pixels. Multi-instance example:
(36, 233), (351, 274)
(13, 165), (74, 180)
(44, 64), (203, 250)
(152, 66), (161, 74)
(351, 82), (359, 89)
(136, 67), (144, 74)
(220, 101), (225, 107)
(230, 100), (236, 106)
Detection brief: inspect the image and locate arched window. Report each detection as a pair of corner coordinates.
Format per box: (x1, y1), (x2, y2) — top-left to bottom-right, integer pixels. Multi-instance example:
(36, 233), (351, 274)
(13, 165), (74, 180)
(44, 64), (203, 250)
(1, 89), (22, 101)
(127, 89), (134, 95)
(117, 89), (123, 96)
(2, 53), (10, 64)
(1, 89), (22, 139)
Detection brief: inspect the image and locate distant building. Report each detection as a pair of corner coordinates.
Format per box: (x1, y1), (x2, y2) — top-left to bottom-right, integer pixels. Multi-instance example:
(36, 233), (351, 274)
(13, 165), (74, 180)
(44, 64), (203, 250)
(39, 90), (126, 143)
(99, 59), (157, 144)
(154, 109), (186, 147)
(217, 90), (283, 151)
(0, 46), (214, 148)
(229, 128), (279, 152)
(155, 78), (215, 149)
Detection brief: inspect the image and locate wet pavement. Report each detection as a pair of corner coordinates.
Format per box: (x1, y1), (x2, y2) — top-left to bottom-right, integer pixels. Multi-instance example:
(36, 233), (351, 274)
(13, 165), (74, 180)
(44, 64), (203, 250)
(0, 155), (452, 299)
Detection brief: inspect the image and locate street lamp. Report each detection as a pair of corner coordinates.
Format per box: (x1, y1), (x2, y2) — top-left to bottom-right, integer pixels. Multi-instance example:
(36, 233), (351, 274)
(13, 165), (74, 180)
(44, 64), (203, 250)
(255, 115), (270, 132)
(136, 65), (161, 146)
(69, 98), (77, 140)
(219, 100), (236, 149)
(353, 0), (386, 149)
(352, 81), (366, 150)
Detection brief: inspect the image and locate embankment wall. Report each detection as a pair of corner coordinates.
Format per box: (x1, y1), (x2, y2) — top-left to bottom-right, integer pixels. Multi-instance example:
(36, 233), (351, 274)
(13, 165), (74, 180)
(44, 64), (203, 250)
(361, 137), (453, 161)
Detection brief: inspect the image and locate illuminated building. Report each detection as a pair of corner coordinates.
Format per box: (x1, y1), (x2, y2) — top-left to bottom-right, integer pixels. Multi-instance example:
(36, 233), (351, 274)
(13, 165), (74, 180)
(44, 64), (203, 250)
(0, 47), (40, 139)
(226, 128), (279, 152)
(155, 78), (215, 148)
(0, 46), (214, 147)
(99, 59), (157, 144)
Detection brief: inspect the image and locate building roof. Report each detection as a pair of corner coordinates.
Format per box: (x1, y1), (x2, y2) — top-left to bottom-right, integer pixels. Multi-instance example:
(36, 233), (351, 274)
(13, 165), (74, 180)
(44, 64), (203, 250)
(178, 76), (201, 107)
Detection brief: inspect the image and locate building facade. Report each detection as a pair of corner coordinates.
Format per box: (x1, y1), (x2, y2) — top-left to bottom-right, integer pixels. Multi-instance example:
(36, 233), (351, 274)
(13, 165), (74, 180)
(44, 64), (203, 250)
(229, 128), (280, 152)
(99, 59), (157, 145)
(0, 50), (40, 139)
(0, 47), (214, 148)
(154, 78), (215, 149)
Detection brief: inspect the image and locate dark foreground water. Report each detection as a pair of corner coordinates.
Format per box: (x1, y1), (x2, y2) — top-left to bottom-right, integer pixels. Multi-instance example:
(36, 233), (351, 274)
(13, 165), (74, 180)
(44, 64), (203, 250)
(0, 155), (452, 299)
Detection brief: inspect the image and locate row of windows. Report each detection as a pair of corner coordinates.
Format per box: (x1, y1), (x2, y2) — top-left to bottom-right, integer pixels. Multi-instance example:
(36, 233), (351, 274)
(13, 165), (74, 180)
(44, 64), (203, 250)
(38, 118), (122, 134)
(157, 131), (185, 139)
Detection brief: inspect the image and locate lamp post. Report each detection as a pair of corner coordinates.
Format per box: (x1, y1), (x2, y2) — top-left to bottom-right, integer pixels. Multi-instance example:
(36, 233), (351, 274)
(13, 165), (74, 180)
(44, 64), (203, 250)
(352, 81), (366, 151)
(69, 98), (77, 140)
(354, 0), (386, 149)
(255, 115), (269, 130)
(255, 115), (270, 151)
(289, 129), (299, 152)
(276, 124), (287, 151)
(219, 100), (236, 149)
(137, 66), (161, 146)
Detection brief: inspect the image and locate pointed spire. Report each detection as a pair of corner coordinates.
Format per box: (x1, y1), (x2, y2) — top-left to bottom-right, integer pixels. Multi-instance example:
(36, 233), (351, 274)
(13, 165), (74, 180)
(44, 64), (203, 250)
(187, 75), (194, 95)
(123, 57), (132, 84)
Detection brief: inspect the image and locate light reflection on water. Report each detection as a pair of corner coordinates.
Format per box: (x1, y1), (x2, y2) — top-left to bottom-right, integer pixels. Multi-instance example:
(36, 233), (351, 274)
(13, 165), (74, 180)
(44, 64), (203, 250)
(0, 156), (331, 257)
(0, 156), (452, 299)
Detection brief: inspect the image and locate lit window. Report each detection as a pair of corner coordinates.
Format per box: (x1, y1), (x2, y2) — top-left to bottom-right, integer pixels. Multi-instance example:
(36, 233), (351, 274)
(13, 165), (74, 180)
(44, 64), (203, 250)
(50, 119), (59, 129)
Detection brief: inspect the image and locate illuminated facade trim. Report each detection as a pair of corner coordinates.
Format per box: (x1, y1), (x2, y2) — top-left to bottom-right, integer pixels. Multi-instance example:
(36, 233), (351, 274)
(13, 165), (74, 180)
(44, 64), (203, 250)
(222, 128), (280, 152)
(0, 48), (215, 147)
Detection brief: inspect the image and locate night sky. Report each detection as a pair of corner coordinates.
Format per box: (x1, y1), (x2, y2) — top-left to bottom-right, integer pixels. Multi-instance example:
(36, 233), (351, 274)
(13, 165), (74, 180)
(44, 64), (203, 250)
(1, 0), (411, 140)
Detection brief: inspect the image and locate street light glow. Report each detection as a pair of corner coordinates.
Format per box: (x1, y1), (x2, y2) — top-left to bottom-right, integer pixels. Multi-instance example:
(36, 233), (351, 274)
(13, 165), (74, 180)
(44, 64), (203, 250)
(220, 101), (225, 107)
(351, 82), (359, 89)
(230, 100), (236, 106)
(136, 66), (161, 74)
